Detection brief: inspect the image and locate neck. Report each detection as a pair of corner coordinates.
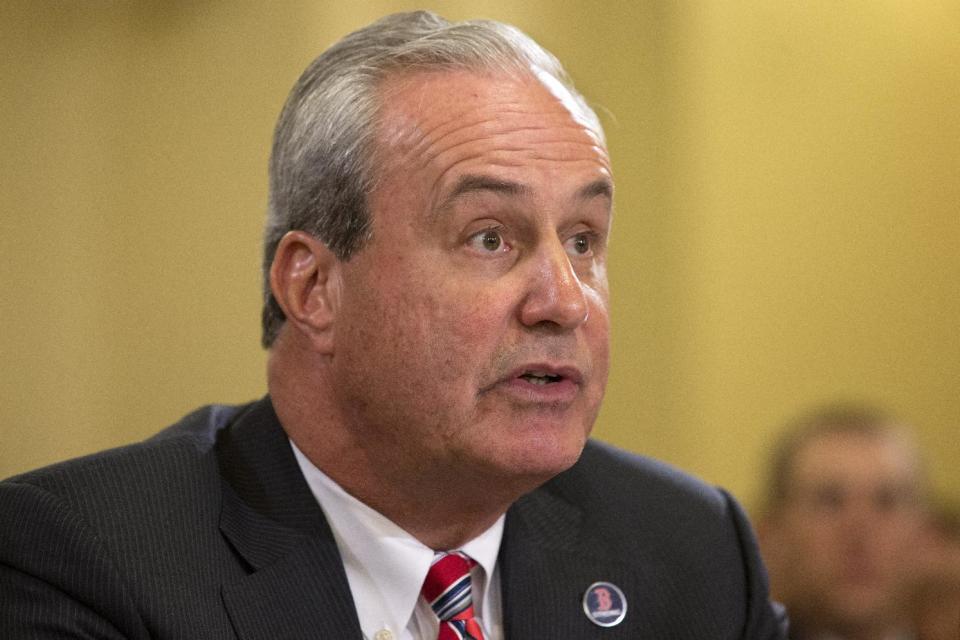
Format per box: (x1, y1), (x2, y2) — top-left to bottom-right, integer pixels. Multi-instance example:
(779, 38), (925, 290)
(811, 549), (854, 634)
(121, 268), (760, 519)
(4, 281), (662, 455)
(336, 475), (509, 549)
(291, 420), (518, 549)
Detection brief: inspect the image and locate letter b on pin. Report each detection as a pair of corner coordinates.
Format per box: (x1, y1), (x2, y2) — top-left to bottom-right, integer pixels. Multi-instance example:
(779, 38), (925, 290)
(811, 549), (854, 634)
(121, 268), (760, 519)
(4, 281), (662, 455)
(582, 581), (627, 627)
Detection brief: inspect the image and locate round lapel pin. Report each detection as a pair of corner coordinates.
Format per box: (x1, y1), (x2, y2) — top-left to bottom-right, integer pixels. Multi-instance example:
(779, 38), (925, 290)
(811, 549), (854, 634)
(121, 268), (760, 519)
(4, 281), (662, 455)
(582, 581), (627, 628)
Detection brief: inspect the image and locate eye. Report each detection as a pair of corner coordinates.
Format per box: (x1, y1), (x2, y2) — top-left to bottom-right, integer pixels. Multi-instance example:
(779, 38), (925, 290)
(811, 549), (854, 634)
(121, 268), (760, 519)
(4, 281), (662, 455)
(873, 486), (917, 514)
(565, 232), (596, 257)
(467, 228), (510, 254)
(809, 485), (846, 513)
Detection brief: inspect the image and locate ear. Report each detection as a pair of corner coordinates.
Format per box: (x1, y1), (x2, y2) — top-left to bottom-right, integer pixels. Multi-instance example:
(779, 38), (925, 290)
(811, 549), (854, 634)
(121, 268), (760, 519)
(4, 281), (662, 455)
(269, 230), (341, 353)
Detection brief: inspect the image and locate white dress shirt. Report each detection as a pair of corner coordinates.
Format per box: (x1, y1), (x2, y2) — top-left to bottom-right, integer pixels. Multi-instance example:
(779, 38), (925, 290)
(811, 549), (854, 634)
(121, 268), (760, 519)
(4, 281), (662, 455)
(291, 441), (505, 640)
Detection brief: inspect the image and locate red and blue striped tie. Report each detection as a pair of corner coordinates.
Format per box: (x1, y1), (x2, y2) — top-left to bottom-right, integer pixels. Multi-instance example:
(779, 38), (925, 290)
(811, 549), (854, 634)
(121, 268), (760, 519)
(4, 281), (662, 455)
(421, 552), (486, 640)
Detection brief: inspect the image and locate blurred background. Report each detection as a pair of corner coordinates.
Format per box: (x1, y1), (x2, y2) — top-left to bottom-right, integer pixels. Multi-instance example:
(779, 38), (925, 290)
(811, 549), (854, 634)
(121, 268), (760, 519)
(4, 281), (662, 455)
(1, 1), (957, 513)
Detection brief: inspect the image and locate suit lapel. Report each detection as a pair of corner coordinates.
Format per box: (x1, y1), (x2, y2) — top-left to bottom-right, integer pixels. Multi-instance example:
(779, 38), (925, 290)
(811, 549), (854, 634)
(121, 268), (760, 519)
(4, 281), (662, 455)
(499, 483), (646, 639)
(499, 487), (591, 638)
(216, 398), (362, 640)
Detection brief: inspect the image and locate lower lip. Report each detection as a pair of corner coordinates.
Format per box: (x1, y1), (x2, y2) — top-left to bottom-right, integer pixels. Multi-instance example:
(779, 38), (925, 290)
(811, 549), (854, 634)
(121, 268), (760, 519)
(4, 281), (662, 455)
(495, 377), (581, 404)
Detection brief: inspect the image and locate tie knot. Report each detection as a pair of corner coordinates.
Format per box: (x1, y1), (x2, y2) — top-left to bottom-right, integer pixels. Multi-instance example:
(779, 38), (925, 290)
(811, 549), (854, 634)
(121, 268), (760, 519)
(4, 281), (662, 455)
(421, 552), (475, 622)
(421, 552), (486, 640)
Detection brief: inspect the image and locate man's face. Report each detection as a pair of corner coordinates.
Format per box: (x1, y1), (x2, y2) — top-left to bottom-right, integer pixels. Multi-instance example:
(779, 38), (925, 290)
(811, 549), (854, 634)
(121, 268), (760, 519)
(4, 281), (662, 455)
(329, 69), (612, 489)
(766, 431), (925, 631)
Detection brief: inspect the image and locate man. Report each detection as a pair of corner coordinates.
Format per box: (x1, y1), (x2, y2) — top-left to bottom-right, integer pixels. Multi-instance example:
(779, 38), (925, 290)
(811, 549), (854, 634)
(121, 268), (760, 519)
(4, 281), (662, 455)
(758, 405), (928, 640)
(1, 12), (786, 638)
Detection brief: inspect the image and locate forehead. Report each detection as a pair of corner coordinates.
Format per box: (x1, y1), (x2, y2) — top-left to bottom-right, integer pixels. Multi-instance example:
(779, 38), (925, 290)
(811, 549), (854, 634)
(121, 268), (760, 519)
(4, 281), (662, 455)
(372, 68), (611, 190)
(788, 430), (919, 489)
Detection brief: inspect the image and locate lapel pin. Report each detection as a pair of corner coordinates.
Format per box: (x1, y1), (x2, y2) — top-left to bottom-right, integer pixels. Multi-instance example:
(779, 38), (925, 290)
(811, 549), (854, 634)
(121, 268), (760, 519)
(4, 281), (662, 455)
(582, 581), (627, 628)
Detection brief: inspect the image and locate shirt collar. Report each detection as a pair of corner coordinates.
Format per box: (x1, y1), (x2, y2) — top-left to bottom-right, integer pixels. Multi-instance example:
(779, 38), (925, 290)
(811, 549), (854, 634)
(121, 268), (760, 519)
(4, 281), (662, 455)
(290, 440), (504, 638)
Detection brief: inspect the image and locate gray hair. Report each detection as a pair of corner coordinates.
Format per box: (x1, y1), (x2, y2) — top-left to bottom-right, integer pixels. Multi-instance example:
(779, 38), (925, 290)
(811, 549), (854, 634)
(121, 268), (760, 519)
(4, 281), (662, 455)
(261, 10), (603, 347)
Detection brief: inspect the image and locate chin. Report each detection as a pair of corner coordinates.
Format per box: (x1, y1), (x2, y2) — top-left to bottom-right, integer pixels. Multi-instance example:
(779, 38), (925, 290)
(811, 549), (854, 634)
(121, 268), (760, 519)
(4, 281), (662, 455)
(489, 426), (589, 485)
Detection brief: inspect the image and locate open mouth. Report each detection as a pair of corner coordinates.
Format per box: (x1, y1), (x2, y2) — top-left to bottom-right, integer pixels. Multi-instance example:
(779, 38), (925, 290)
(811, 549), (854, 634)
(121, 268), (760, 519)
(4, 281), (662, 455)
(519, 371), (564, 385)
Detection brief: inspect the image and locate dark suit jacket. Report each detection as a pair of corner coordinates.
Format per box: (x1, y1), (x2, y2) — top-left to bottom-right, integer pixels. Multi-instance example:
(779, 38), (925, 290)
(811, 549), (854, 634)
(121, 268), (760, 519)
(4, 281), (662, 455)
(0, 397), (787, 638)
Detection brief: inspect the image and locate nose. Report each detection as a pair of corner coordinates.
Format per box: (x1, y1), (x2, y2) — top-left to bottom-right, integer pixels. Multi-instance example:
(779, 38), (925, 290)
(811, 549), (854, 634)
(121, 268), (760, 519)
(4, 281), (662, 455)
(518, 239), (589, 330)
(838, 494), (883, 534)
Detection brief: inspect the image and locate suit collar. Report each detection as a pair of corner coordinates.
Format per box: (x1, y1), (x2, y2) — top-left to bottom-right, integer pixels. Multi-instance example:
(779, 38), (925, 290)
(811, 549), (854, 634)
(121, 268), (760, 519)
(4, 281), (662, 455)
(216, 397), (363, 639)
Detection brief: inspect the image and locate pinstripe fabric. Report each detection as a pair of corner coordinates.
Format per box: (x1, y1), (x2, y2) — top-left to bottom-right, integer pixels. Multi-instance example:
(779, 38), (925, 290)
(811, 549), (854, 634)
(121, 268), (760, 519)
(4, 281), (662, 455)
(0, 399), (361, 639)
(497, 444), (788, 638)
(0, 398), (787, 638)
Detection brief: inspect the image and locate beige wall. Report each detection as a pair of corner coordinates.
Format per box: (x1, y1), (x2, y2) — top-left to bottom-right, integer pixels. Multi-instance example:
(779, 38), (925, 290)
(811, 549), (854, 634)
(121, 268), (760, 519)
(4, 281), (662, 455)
(2, 2), (957, 511)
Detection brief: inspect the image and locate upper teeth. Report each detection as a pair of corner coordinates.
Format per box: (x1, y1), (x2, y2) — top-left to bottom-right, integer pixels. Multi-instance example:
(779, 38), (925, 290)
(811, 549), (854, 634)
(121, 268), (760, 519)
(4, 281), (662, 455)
(523, 372), (558, 384)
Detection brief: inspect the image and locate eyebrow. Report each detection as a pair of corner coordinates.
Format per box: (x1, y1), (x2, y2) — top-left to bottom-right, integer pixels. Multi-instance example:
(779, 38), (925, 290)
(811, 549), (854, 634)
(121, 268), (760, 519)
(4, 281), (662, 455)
(443, 175), (529, 205)
(438, 174), (613, 213)
(578, 178), (614, 202)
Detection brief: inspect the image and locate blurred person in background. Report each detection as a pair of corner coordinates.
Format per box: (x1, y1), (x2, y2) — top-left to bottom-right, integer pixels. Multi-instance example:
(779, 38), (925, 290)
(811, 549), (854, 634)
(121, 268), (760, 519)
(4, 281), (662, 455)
(757, 405), (929, 640)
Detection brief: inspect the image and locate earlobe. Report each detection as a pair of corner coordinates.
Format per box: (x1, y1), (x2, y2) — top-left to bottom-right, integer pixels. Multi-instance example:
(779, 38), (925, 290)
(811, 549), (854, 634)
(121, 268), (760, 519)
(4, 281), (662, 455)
(269, 230), (341, 352)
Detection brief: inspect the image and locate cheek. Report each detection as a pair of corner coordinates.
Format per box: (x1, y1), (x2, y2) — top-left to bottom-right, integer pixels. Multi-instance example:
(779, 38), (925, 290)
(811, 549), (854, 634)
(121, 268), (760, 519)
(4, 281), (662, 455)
(588, 293), (610, 338)
(432, 290), (506, 378)
(339, 266), (438, 380)
(881, 518), (923, 553)
(788, 517), (835, 554)
(585, 290), (611, 370)
(392, 280), (498, 381)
